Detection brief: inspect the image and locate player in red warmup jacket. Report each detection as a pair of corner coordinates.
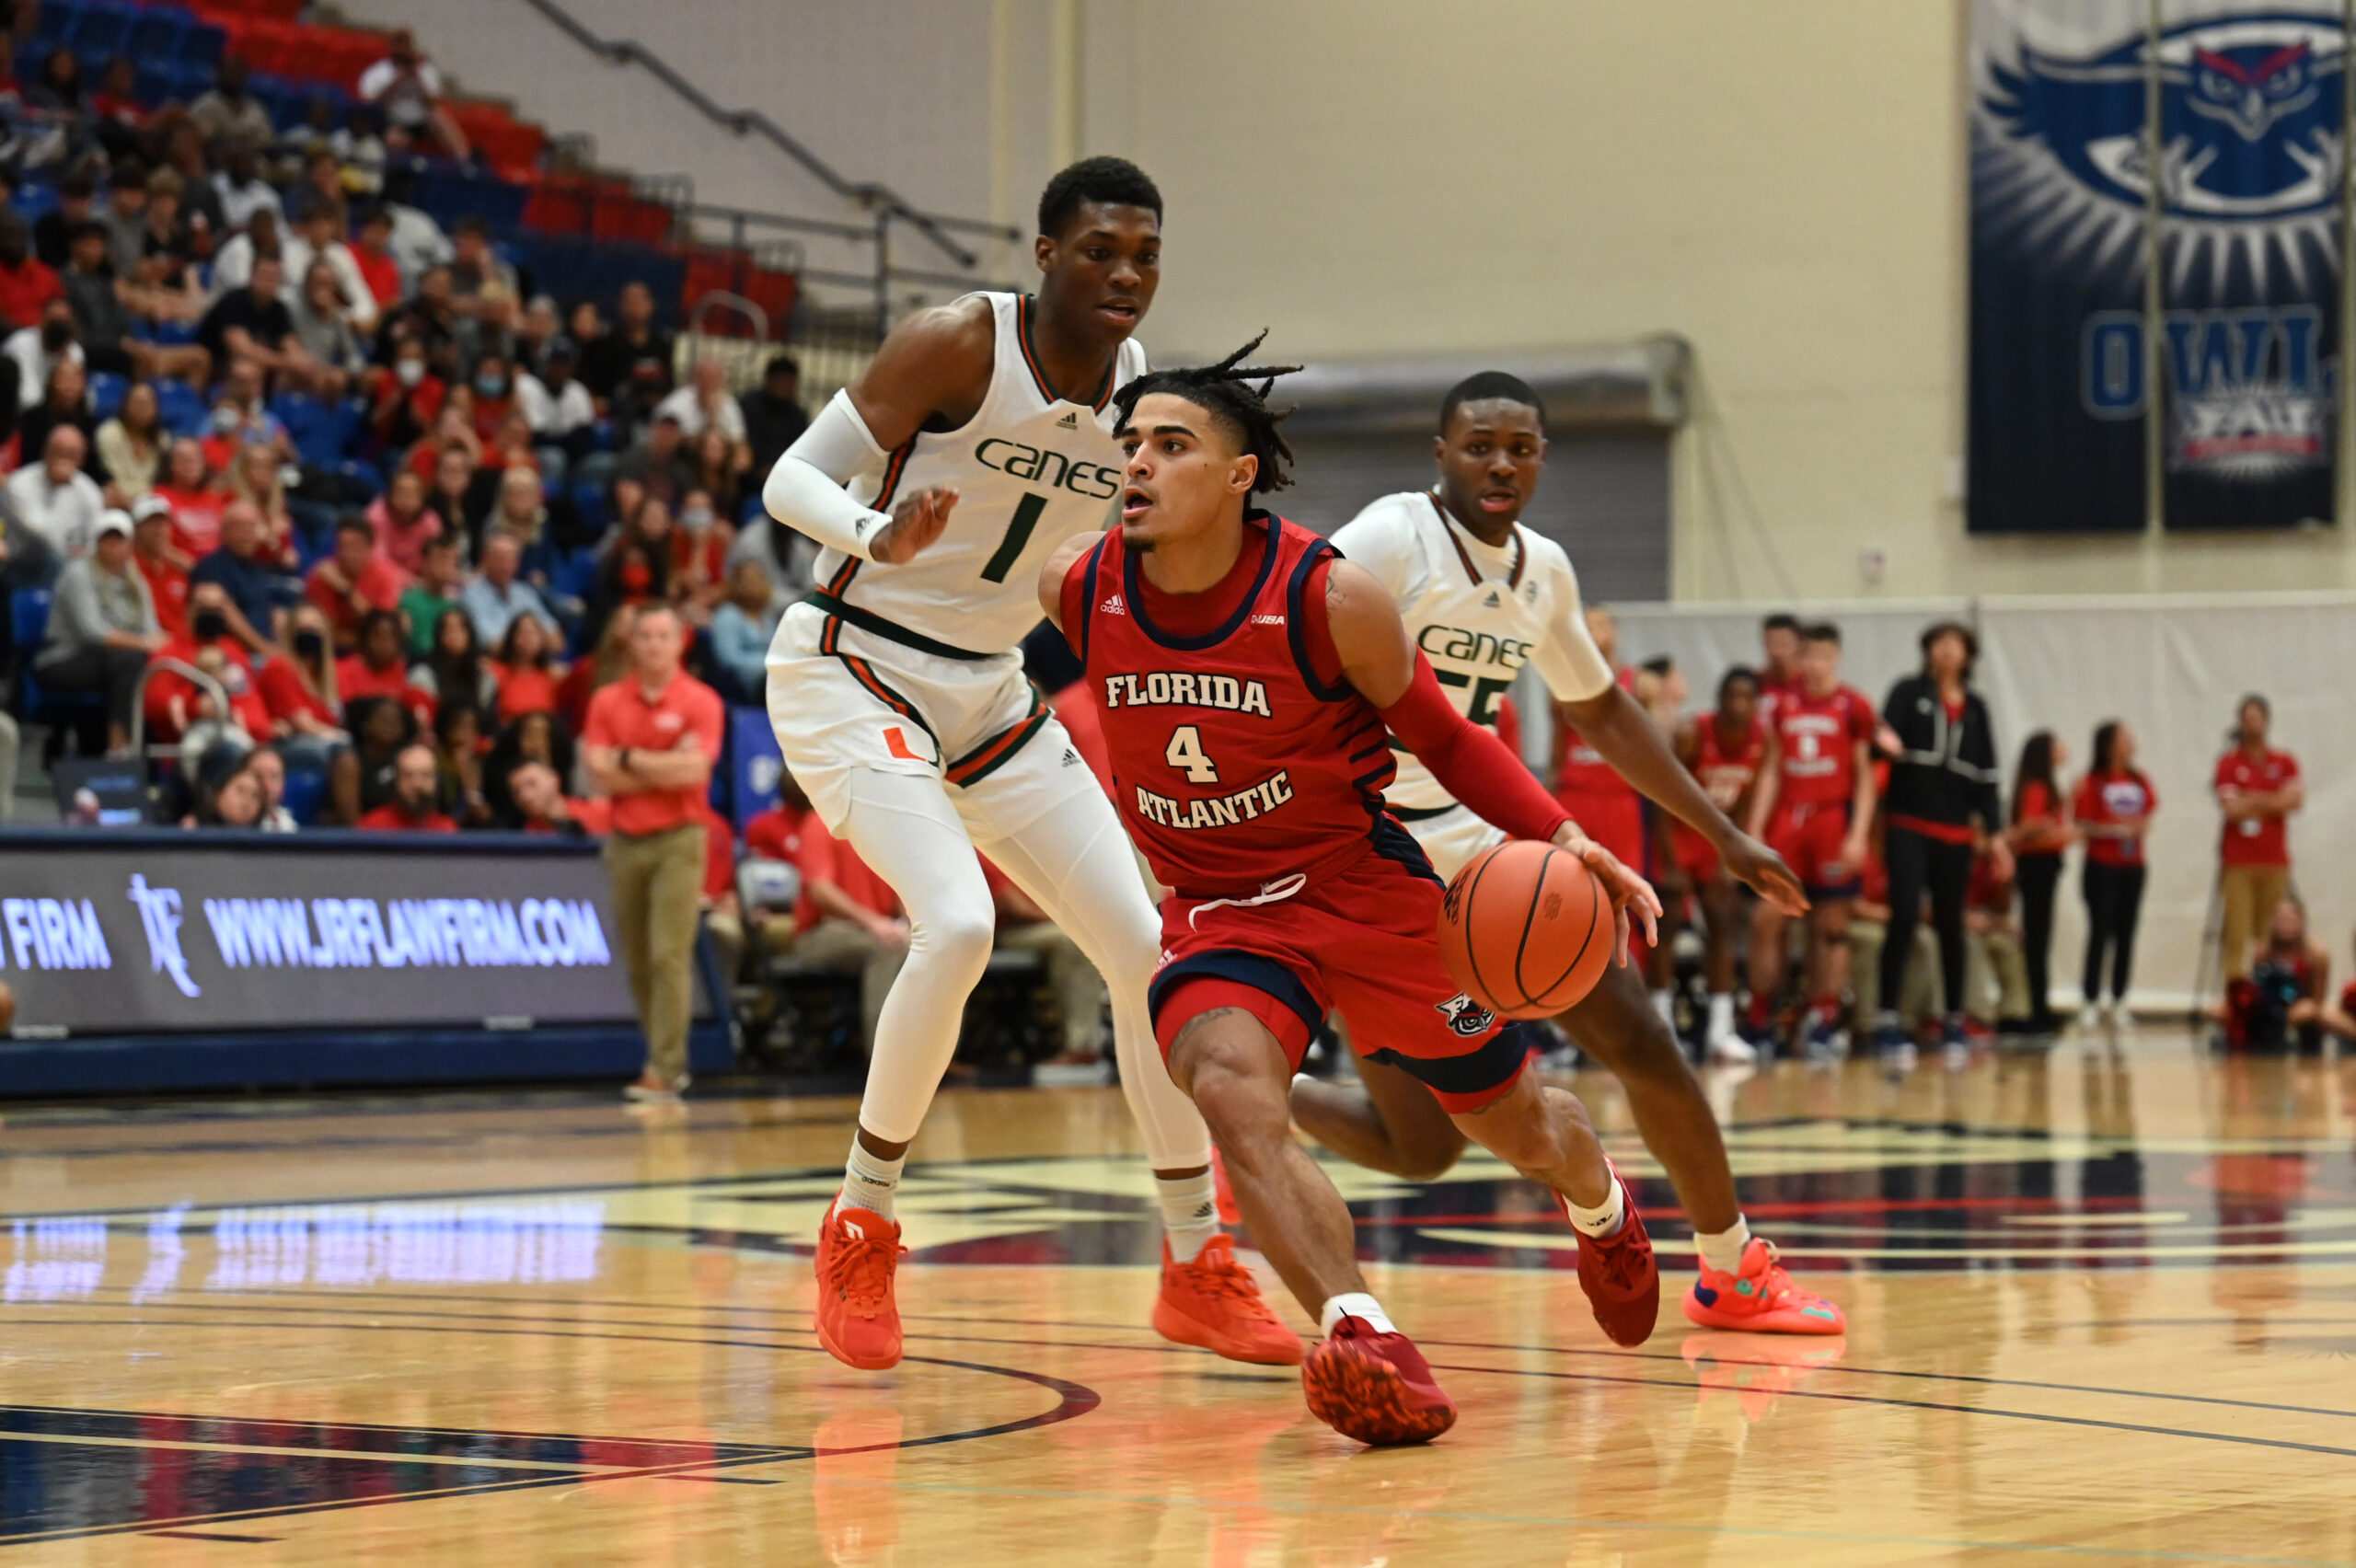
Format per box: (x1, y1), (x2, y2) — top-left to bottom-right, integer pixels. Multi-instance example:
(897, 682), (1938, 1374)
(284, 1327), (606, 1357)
(1673, 665), (1770, 1061)
(1744, 623), (1879, 1057)
(1037, 341), (1664, 1447)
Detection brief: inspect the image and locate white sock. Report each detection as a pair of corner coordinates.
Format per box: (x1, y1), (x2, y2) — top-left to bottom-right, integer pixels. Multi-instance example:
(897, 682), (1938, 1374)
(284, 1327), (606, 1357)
(839, 1141), (905, 1222)
(1319, 1292), (1395, 1336)
(1651, 988), (1676, 1025)
(1565, 1175), (1627, 1239)
(1707, 992), (1735, 1041)
(1157, 1170), (1219, 1262)
(1694, 1215), (1753, 1275)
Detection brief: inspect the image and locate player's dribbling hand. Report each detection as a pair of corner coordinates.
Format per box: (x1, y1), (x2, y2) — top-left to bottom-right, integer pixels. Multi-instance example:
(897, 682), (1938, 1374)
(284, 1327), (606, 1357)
(1551, 825), (1663, 967)
(871, 486), (958, 564)
(1718, 831), (1809, 917)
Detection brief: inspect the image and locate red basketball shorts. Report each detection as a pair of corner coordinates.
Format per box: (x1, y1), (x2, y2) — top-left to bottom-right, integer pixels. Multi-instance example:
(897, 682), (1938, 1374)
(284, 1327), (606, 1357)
(1767, 799), (1861, 899)
(1148, 835), (1530, 1113)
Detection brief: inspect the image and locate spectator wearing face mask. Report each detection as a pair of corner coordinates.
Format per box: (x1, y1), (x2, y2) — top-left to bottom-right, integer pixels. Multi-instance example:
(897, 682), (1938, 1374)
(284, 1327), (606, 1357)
(468, 349), (517, 445)
(187, 499), (295, 657)
(367, 329), (446, 454)
(6, 299), (85, 412)
(145, 582), (271, 743)
(257, 602), (347, 773)
(670, 488), (732, 621)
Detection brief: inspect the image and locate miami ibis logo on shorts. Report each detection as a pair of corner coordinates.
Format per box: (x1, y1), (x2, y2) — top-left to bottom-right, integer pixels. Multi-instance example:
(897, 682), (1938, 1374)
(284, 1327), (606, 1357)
(1434, 993), (1496, 1037)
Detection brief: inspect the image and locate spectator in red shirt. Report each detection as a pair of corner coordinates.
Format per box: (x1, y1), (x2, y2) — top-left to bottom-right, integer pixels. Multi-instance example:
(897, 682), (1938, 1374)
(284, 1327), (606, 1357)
(337, 608), (433, 729)
(130, 494), (189, 639)
(355, 743), (457, 832)
(352, 207), (403, 310)
(509, 759), (599, 836)
(155, 438), (225, 567)
(257, 603), (347, 770)
(0, 212), (66, 337)
(143, 582), (271, 743)
(2214, 694), (2302, 985)
(2073, 720), (2157, 1025)
(306, 514), (405, 651)
(579, 605), (724, 1100)
(490, 609), (565, 724)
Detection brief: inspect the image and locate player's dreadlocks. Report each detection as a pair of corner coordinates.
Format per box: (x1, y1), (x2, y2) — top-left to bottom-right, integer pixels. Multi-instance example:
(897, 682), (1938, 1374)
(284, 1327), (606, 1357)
(1112, 331), (1304, 495)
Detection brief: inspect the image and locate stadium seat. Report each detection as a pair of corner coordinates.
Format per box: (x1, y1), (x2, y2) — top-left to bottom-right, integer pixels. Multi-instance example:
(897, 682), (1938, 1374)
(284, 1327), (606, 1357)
(88, 372), (127, 421)
(9, 590), (105, 729)
(156, 379), (208, 438)
(281, 764), (328, 826)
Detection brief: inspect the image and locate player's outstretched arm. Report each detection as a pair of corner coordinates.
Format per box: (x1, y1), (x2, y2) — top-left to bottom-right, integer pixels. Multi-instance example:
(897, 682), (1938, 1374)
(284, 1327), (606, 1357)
(1322, 560), (1662, 953)
(1036, 531), (1100, 631)
(761, 298), (989, 567)
(1558, 681), (1806, 917)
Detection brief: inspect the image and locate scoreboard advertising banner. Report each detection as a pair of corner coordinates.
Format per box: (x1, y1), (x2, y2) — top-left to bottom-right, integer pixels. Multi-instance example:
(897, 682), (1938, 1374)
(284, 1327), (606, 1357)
(0, 834), (639, 1037)
(1970, 0), (2344, 534)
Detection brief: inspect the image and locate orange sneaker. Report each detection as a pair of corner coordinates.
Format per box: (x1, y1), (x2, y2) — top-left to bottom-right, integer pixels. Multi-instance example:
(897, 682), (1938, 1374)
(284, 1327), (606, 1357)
(1681, 1237), (1846, 1334)
(1569, 1173), (1659, 1346)
(1151, 1235), (1304, 1365)
(814, 1200), (907, 1370)
(1301, 1316), (1456, 1447)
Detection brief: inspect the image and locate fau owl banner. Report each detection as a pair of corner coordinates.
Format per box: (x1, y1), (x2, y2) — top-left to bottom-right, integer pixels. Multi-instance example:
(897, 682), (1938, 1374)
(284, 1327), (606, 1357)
(1969, 2), (2344, 533)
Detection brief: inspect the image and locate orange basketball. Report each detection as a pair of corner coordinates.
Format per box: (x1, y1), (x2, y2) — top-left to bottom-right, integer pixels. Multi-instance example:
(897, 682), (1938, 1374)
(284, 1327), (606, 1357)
(1437, 840), (1613, 1020)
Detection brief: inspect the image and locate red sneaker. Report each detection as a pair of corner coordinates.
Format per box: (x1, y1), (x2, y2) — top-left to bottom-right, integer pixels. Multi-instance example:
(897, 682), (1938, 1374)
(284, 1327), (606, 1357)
(1209, 1147), (1242, 1227)
(1300, 1317), (1456, 1446)
(814, 1200), (907, 1370)
(1681, 1237), (1846, 1334)
(1152, 1235), (1304, 1365)
(1568, 1173), (1659, 1346)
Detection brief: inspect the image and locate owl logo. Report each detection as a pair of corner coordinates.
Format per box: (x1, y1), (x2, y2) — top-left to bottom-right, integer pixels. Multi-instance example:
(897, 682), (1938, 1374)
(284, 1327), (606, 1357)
(1977, 13), (2347, 290)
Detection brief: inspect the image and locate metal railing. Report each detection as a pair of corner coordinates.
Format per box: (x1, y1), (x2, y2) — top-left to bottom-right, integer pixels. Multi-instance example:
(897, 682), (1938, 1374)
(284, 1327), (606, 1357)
(516, 0), (1020, 320)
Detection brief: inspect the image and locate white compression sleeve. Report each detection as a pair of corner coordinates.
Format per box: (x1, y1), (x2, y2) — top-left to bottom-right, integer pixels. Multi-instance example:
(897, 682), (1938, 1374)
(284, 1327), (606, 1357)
(976, 787), (1215, 1172)
(834, 770), (999, 1144)
(762, 388), (895, 563)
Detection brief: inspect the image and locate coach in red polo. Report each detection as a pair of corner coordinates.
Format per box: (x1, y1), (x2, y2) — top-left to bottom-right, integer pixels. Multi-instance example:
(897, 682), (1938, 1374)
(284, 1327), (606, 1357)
(2214, 693), (2303, 983)
(581, 604), (725, 1101)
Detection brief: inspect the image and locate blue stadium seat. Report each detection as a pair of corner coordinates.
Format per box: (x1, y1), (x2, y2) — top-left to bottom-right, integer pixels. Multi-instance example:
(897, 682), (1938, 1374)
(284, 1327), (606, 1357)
(281, 766), (329, 826)
(156, 378), (208, 438)
(9, 590), (105, 727)
(64, 2), (133, 57)
(87, 371), (126, 421)
(30, 2), (72, 48)
(122, 7), (187, 63)
(185, 22), (225, 67)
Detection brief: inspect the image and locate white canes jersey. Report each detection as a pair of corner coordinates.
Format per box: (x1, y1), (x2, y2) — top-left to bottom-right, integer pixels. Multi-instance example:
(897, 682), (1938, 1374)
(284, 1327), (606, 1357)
(810, 291), (1149, 656)
(1331, 491), (1614, 813)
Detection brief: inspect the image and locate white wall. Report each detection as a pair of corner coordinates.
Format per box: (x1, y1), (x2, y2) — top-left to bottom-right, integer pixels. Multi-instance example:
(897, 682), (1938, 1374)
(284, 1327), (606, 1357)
(362, 0), (2356, 600)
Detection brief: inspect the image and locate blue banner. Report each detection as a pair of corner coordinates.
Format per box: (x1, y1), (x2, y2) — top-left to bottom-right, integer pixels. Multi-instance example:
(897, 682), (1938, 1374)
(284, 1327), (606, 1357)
(1969, 2), (2343, 533)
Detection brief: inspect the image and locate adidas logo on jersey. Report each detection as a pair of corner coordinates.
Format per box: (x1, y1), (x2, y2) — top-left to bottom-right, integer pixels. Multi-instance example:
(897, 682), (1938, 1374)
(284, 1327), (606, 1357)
(1101, 594), (1127, 615)
(1062, 748), (1081, 767)
(1055, 410), (1080, 429)
(1482, 588), (1502, 607)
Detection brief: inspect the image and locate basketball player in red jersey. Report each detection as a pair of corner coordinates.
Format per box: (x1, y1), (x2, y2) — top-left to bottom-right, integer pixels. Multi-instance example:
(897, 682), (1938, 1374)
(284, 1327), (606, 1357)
(1673, 666), (1769, 1061)
(1553, 605), (1649, 895)
(1758, 613), (1804, 703)
(1745, 623), (1878, 1057)
(1038, 343), (1664, 1446)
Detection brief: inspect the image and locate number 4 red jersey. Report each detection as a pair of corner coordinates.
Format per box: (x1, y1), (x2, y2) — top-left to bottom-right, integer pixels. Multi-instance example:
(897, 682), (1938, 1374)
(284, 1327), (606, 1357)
(1062, 513), (1398, 899)
(1769, 685), (1876, 807)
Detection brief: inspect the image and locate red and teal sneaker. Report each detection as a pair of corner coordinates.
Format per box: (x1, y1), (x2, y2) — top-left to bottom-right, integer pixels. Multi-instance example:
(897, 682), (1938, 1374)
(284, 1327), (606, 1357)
(1682, 1238), (1845, 1334)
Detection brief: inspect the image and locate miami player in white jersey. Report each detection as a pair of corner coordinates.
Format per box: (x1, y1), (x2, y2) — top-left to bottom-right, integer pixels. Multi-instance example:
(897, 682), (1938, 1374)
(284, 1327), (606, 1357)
(1291, 372), (1847, 1334)
(761, 158), (1297, 1372)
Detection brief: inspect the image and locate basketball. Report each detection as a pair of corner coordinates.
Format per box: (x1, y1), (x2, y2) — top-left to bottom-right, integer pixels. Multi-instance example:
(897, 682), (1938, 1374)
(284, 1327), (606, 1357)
(1437, 840), (1614, 1019)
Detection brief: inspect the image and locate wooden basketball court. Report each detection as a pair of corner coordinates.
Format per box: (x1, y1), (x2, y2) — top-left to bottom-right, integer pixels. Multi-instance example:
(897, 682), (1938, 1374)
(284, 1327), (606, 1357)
(3, 1037), (2352, 1564)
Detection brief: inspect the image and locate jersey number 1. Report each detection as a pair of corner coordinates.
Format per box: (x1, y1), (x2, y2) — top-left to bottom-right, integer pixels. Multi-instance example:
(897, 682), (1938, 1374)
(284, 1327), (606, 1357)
(1166, 725), (1219, 783)
(979, 493), (1048, 582)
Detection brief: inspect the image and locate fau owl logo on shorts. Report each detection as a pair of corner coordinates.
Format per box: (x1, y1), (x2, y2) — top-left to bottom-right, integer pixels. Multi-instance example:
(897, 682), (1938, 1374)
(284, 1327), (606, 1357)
(1434, 993), (1496, 1038)
(1977, 11), (2344, 478)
